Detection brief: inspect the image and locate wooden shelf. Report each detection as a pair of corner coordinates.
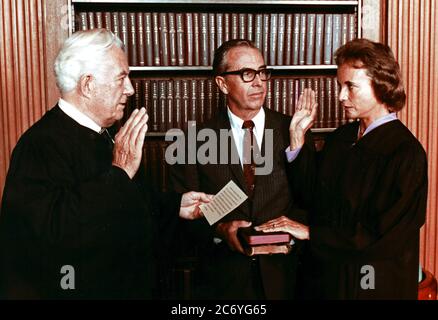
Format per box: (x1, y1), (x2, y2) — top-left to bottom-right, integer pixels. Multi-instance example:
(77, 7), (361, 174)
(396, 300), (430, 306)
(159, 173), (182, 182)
(129, 65), (337, 71)
(72, 0), (359, 5)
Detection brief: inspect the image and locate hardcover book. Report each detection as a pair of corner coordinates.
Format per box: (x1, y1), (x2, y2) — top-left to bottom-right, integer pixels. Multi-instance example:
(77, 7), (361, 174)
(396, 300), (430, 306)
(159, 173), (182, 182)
(238, 227), (292, 246)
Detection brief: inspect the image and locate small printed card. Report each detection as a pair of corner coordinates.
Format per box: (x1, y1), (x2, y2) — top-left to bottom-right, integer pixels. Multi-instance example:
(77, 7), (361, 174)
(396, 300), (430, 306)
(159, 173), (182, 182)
(200, 180), (248, 225)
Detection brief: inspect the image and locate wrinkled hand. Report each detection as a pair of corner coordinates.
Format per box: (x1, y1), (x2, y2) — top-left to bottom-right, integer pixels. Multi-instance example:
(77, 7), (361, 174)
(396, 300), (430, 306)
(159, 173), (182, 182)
(254, 216), (309, 240)
(179, 191), (214, 220)
(112, 108), (148, 179)
(289, 88), (318, 150)
(216, 220), (252, 254)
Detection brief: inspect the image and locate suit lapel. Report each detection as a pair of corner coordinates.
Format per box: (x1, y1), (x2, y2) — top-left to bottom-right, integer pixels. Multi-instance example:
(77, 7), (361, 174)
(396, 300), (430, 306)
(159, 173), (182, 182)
(253, 109), (282, 194)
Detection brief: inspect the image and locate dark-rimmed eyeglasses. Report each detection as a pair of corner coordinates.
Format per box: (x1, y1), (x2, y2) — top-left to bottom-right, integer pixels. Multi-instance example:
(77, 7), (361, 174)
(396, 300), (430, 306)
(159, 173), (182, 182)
(220, 68), (273, 83)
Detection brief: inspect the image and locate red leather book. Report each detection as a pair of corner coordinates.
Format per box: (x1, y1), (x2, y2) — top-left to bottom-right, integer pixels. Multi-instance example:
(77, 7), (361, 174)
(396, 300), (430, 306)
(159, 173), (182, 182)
(239, 227), (292, 246)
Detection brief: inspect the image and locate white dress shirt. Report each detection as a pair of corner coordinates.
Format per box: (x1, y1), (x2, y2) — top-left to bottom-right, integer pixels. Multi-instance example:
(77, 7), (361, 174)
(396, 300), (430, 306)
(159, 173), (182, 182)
(227, 106), (265, 168)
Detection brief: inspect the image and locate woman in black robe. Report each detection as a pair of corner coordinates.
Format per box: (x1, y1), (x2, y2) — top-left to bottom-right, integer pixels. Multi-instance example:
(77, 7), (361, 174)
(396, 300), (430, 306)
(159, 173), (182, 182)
(256, 39), (428, 299)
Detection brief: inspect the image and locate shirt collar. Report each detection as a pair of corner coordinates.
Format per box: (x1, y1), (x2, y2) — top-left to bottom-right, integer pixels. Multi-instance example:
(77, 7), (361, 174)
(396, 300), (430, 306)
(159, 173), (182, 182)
(58, 98), (102, 133)
(362, 112), (398, 137)
(227, 106), (265, 134)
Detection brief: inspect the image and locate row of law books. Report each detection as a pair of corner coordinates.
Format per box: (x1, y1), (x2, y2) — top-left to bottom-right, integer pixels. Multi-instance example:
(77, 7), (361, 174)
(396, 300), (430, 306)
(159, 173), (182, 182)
(75, 11), (357, 67)
(126, 76), (347, 133)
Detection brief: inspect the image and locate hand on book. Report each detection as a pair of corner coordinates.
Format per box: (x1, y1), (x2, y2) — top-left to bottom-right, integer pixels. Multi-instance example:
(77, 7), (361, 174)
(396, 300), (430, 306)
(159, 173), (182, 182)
(289, 88), (318, 150)
(254, 216), (310, 240)
(215, 220), (252, 254)
(179, 191), (214, 220)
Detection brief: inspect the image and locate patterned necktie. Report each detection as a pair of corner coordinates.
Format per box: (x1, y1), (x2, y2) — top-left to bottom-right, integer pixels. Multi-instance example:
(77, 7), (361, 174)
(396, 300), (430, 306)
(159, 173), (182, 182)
(242, 120), (256, 197)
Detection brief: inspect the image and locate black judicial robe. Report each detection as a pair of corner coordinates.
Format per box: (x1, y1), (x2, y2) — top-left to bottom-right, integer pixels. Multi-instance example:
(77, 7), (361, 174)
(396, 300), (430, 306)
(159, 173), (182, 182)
(0, 105), (180, 299)
(292, 120), (428, 299)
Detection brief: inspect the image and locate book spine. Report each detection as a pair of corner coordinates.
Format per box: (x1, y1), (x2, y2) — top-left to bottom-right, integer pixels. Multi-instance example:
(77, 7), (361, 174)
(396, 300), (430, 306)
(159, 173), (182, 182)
(281, 79), (288, 115)
(200, 13), (209, 66)
(185, 13), (194, 66)
(292, 13), (300, 65)
(209, 13), (216, 65)
(193, 13), (200, 66)
(159, 13), (169, 66)
(158, 80), (167, 132)
(239, 13), (246, 39)
(198, 79), (206, 124)
(216, 13), (224, 49)
(190, 80), (198, 124)
(111, 12), (120, 38)
(325, 77), (333, 128)
(323, 14), (333, 65)
(318, 77), (325, 128)
(348, 12), (357, 41)
(262, 14), (270, 63)
(284, 14), (293, 65)
(174, 80), (182, 129)
(223, 13), (231, 43)
(277, 13), (285, 66)
(87, 12), (95, 29)
(231, 13), (238, 39)
(314, 14), (324, 65)
(181, 80), (189, 132)
(119, 12), (129, 63)
(206, 79), (214, 121)
(136, 13), (145, 66)
(151, 12), (161, 66)
(306, 13), (316, 65)
(254, 14), (263, 51)
(247, 13), (254, 41)
(95, 12), (103, 29)
(128, 12), (137, 66)
(341, 13), (349, 46)
(298, 13), (307, 65)
(332, 14), (342, 63)
(78, 12), (88, 30)
(176, 13), (185, 66)
(269, 13), (278, 65)
(151, 80), (159, 132)
(103, 12), (111, 31)
(287, 78), (294, 116)
(144, 13), (154, 66)
(168, 13), (178, 66)
(167, 80), (174, 130)
(273, 79), (280, 113)
(265, 80), (272, 110)
(142, 80), (150, 114)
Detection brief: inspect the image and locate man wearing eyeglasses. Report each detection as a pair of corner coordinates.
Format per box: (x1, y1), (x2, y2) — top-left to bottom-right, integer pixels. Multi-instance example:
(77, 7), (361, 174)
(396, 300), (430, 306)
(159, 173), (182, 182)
(171, 39), (310, 299)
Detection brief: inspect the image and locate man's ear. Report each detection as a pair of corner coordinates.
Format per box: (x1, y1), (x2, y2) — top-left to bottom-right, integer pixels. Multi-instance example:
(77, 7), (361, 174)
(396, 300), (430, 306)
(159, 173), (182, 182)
(215, 76), (228, 95)
(79, 74), (94, 98)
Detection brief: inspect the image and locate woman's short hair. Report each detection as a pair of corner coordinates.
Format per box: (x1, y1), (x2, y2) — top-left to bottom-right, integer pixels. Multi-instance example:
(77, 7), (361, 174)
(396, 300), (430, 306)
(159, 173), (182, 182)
(335, 38), (406, 112)
(54, 28), (124, 93)
(212, 39), (260, 76)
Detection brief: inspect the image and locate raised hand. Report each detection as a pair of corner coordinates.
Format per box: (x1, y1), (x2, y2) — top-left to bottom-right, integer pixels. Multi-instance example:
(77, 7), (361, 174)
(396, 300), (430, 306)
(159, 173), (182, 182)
(112, 108), (148, 179)
(289, 88), (318, 150)
(216, 220), (252, 254)
(179, 191), (214, 220)
(254, 216), (309, 240)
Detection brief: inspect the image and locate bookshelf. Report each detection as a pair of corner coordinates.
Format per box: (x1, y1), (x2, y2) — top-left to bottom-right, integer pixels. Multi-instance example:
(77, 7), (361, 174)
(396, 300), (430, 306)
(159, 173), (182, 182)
(69, 0), (362, 298)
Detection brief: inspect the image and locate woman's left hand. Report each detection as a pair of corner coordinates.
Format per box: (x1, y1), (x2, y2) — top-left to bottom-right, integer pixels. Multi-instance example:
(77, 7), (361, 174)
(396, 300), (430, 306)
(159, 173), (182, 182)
(255, 216), (310, 240)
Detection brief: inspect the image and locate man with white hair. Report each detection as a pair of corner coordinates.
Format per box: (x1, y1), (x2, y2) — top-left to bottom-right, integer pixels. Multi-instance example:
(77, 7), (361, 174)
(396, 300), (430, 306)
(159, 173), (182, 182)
(0, 28), (211, 299)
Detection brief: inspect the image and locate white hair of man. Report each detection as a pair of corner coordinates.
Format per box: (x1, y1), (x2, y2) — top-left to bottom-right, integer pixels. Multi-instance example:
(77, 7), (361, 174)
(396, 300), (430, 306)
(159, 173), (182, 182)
(54, 28), (125, 93)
